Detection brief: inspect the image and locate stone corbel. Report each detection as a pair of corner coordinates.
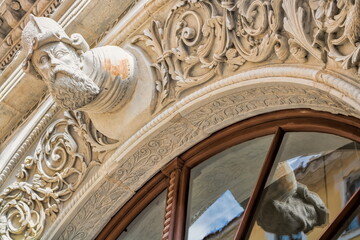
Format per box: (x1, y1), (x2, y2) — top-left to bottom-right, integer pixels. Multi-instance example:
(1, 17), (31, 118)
(22, 15), (137, 115)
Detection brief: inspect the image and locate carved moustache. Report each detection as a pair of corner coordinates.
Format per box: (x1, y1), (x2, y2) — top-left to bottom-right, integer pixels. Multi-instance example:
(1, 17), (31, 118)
(47, 64), (100, 110)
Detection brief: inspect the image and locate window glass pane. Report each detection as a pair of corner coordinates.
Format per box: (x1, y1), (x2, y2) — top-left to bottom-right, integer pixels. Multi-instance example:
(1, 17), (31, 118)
(336, 205), (360, 239)
(185, 135), (274, 240)
(247, 132), (360, 240)
(117, 191), (166, 240)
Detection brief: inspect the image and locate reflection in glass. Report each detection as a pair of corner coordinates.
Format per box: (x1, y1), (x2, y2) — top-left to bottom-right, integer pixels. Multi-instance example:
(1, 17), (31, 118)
(117, 191), (166, 240)
(337, 206), (360, 239)
(277, 233), (304, 240)
(188, 190), (244, 240)
(185, 135), (274, 240)
(248, 132), (360, 240)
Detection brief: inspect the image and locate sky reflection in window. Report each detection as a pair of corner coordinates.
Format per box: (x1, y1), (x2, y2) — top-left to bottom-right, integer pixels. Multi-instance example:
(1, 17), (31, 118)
(287, 154), (322, 170)
(188, 190), (244, 240)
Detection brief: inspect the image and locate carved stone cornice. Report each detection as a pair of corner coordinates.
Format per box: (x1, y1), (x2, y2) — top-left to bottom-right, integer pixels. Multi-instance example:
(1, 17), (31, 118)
(0, 0), (64, 72)
(132, 0), (360, 112)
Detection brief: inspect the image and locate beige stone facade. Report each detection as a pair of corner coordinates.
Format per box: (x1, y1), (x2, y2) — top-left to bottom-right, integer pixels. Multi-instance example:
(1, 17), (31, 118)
(0, 0), (359, 239)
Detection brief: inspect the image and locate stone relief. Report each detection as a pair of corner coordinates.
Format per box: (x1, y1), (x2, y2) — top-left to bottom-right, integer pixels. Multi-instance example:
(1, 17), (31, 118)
(22, 15), (137, 114)
(0, 110), (107, 239)
(0, 17), (134, 239)
(0, 0), (359, 238)
(185, 85), (359, 132)
(133, 0), (360, 111)
(0, 103), (61, 187)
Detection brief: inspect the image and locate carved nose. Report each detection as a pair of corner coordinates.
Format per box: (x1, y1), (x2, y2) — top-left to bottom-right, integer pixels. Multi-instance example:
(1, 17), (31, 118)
(49, 55), (61, 67)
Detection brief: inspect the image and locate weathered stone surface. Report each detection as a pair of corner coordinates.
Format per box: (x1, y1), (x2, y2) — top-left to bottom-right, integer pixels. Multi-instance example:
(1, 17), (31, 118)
(0, 0), (360, 239)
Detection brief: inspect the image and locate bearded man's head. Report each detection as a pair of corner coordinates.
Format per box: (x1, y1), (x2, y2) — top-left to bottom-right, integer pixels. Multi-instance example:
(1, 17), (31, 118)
(21, 15), (100, 110)
(31, 41), (100, 110)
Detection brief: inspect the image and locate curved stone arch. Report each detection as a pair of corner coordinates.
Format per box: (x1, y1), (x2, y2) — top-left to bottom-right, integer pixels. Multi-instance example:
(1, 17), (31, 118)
(49, 65), (360, 239)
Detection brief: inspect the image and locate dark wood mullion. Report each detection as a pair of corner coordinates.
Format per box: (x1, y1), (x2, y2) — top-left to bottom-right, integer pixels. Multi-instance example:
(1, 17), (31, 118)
(319, 187), (360, 240)
(174, 165), (190, 240)
(161, 158), (184, 240)
(234, 127), (285, 240)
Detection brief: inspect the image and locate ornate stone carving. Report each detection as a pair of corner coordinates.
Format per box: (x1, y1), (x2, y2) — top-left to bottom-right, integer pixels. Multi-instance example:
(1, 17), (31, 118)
(57, 181), (132, 240)
(132, 0), (287, 110)
(0, 110), (107, 239)
(0, 103), (61, 187)
(185, 85), (359, 132)
(21, 15), (137, 114)
(57, 82), (359, 240)
(67, 111), (121, 152)
(133, 0), (360, 111)
(309, 0), (360, 70)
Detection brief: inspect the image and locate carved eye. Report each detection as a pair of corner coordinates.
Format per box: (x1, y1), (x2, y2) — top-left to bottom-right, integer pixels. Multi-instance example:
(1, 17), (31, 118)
(39, 55), (49, 65)
(55, 50), (67, 58)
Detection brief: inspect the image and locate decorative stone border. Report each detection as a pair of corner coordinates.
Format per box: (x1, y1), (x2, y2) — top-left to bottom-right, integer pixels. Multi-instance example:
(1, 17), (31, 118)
(44, 66), (360, 239)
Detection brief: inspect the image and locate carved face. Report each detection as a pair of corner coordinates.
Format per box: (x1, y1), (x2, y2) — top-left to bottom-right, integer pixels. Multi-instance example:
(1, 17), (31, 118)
(31, 42), (100, 110)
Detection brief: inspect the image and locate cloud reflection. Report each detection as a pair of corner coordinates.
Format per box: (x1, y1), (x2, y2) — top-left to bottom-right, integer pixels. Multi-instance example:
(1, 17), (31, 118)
(287, 154), (322, 170)
(188, 190), (244, 240)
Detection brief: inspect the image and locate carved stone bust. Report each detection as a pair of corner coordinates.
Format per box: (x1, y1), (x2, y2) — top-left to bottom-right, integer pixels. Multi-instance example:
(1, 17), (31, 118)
(22, 15), (137, 113)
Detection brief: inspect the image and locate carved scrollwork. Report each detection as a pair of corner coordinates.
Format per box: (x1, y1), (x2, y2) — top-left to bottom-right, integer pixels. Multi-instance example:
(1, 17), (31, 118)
(309, 0), (360, 72)
(133, 0), (360, 112)
(283, 0), (325, 62)
(132, 0), (290, 110)
(0, 110), (113, 239)
(132, 0), (287, 110)
(65, 111), (120, 153)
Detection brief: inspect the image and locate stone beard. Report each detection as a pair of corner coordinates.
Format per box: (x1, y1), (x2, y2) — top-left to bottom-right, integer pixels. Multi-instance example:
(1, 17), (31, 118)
(30, 41), (135, 113)
(29, 41), (100, 111)
(22, 15), (136, 114)
(47, 63), (100, 110)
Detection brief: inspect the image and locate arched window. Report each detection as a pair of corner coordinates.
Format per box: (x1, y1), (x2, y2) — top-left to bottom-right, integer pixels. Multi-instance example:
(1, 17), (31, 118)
(97, 109), (360, 240)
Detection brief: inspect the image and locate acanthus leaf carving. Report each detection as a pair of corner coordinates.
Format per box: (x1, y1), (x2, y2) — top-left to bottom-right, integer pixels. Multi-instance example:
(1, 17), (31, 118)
(65, 111), (120, 153)
(0, 110), (117, 239)
(310, 0), (360, 73)
(133, 0), (360, 112)
(282, 0), (326, 62)
(133, 0), (291, 111)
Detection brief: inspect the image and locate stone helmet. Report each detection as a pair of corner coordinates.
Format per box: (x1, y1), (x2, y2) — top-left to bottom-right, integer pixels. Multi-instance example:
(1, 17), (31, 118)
(21, 15), (89, 78)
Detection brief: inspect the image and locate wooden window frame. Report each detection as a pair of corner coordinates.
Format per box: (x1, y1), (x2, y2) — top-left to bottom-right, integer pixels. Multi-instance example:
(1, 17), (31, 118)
(97, 109), (360, 240)
(96, 172), (169, 240)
